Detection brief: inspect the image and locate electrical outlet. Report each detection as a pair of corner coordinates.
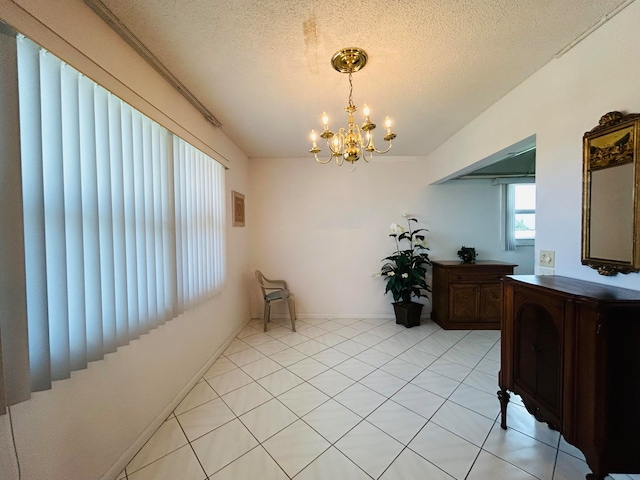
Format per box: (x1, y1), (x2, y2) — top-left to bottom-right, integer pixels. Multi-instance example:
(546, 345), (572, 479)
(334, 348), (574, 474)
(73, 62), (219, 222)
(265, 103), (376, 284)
(539, 267), (555, 276)
(540, 250), (555, 268)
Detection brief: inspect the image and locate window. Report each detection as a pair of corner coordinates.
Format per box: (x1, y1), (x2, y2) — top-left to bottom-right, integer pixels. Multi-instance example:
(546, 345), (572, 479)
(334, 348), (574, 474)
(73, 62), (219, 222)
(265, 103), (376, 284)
(514, 184), (536, 241)
(0, 30), (225, 405)
(502, 183), (536, 250)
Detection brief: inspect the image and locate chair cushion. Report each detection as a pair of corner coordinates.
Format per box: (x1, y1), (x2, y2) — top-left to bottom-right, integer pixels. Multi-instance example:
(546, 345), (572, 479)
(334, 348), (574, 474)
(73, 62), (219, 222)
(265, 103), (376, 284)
(265, 291), (287, 301)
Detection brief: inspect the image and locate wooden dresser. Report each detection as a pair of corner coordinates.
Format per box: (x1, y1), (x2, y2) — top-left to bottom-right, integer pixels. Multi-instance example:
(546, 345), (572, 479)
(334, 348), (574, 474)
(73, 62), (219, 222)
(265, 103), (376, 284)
(431, 260), (517, 329)
(499, 275), (640, 480)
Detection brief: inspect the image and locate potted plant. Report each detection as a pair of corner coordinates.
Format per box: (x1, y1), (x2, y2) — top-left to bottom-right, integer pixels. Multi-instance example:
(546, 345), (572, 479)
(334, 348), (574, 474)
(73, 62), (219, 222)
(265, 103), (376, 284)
(457, 246), (477, 264)
(379, 214), (432, 327)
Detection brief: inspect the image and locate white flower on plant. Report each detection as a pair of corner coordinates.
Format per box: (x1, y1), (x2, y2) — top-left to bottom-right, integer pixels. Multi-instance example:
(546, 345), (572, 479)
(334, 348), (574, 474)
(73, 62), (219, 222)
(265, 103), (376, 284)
(390, 223), (405, 235)
(414, 238), (427, 248)
(387, 271), (395, 276)
(401, 273), (409, 278)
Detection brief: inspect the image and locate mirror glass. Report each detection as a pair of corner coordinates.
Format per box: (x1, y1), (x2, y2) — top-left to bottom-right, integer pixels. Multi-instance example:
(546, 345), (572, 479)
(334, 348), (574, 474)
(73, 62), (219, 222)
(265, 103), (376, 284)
(582, 111), (640, 276)
(588, 163), (634, 262)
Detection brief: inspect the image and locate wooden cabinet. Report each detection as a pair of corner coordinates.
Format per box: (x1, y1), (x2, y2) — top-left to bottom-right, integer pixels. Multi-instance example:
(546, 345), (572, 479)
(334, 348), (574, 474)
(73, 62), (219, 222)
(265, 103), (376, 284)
(431, 260), (516, 329)
(499, 275), (640, 480)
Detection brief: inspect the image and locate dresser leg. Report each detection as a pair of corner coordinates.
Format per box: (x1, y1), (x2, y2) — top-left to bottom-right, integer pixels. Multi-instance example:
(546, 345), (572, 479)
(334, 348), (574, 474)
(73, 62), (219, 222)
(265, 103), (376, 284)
(497, 389), (510, 430)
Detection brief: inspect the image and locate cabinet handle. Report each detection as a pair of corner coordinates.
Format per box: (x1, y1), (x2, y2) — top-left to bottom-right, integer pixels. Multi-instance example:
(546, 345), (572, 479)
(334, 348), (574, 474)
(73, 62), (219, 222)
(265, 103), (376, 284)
(596, 323), (603, 335)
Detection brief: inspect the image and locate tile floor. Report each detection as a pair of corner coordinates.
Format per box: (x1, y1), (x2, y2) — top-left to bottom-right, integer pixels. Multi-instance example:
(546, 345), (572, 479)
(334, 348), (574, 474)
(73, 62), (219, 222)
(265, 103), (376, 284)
(118, 317), (639, 480)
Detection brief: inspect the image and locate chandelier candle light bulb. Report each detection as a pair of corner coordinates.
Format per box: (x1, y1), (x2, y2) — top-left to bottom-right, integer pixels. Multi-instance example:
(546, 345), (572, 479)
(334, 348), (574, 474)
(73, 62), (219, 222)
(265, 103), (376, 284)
(308, 47), (396, 169)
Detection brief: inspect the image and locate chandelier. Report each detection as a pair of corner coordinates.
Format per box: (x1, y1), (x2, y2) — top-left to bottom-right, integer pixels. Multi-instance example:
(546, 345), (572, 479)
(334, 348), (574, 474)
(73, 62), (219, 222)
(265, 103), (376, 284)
(309, 47), (396, 169)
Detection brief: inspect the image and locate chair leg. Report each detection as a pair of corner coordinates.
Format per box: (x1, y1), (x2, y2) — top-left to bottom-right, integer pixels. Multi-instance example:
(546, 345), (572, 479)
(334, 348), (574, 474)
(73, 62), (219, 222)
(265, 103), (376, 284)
(263, 302), (271, 332)
(287, 296), (296, 332)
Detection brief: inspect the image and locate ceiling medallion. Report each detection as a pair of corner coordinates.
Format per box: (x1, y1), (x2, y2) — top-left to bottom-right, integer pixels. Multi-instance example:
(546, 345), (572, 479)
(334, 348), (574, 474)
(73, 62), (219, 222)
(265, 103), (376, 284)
(309, 47), (396, 170)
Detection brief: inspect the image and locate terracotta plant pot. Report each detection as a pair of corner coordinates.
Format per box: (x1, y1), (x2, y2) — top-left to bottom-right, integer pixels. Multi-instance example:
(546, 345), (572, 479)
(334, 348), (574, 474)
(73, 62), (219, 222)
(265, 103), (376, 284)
(392, 301), (423, 328)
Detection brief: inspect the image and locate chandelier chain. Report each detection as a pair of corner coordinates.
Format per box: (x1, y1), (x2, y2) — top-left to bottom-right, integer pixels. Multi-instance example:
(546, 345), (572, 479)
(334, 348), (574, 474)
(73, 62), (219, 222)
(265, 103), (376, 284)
(348, 72), (354, 108)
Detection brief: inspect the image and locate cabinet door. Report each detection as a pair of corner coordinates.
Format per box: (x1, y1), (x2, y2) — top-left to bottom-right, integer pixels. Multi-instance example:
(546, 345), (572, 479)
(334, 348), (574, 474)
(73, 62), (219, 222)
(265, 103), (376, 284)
(514, 300), (563, 424)
(479, 283), (501, 322)
(450, 284), (478, 322)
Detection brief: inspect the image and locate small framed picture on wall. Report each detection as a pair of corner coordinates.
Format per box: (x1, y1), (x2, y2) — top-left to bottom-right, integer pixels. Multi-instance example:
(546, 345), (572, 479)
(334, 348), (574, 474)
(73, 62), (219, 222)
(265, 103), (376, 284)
(232, 190), (245, 227)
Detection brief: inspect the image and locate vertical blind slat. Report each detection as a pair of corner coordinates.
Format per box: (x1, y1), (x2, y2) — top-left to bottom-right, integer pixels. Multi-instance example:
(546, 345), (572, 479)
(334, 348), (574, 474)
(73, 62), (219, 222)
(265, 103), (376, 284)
(95, 88), (117, 355)
(17, 36), (50, 392)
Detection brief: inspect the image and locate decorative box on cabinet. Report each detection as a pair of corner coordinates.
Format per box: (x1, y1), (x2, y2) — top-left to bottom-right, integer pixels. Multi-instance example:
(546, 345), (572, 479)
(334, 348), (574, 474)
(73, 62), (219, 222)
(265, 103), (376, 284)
(499, 275), (640, 480)
(431, 260), (517, 329)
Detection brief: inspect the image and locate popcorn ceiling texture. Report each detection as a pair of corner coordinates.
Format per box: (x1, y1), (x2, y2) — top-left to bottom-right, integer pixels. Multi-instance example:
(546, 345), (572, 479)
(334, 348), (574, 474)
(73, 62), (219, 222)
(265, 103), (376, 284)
(100, 0), (629, 159)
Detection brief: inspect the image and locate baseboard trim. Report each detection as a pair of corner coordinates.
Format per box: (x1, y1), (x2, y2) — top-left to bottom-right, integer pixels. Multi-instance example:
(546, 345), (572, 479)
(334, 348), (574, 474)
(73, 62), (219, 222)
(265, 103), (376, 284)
(102, 315), (251, 480)
(250, 313), (432, 320)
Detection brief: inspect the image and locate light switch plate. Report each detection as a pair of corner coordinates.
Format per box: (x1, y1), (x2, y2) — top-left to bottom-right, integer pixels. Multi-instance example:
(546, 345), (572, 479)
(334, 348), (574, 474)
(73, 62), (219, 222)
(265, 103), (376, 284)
(540, 250), (555, 268)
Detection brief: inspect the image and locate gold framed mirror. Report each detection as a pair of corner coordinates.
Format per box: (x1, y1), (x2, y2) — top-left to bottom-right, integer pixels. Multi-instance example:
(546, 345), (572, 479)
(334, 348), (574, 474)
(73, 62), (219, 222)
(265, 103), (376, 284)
(582, 111), (640, 276)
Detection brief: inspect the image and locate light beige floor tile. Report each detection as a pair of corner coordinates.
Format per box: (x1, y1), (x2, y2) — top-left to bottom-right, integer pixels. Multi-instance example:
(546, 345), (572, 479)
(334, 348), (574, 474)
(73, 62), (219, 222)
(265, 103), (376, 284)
(254, 339), (290, 356)
(307, 369), (354, 397)
(466, 450), (538, 480)
(462, 369), (499, 395)
(203, 357), (238, 379)
(128, 445), (206, 480)
(269, 347), (307, 367)
(226, 347), (266, 367)
(240, 357), (282, 380)
(334, 340), (370, 356)
(293, 339), (329, 356)
(286, 357), (329, 380)
(191, 419), (259, 476)
(176, 397), (236, 441)
(427, 358), (472, 382)
(262, 420), (330, 477)
(208, 446), (288, 480)
(223, 339), (251, 356)
(257, 368), (305, 396)
(221, 381), (273, 416)
(334, 383), (387, 417)
(482, 422), (557, 480)
(174, 381), (218, 415)
(390, 383), (446, 420)
(294, 446), (370, 480)
(411, 369), (460, 398)
(432, 401), (494, 447)
(239, 399), (298, 442)
(126, 417), (188, 474)
(311, 348), (350, 367)
(206, 368), (254, 396)
(366, 400), (427, 445)
(277, 383), (330, 416)
(408, 421), (479, 480)
(398, 347), (439, 368)
(302, 399), (362, 443)
(360, 369), (407, 397)
(354, 348), (395, 368)
(502, 402), (561, 447)
(334, 420), (404, 479)
(449, 383), (500, 421)
(380, 358), (425, 381)
(333, 357), (377, 381)
(380, 448), (455, 480)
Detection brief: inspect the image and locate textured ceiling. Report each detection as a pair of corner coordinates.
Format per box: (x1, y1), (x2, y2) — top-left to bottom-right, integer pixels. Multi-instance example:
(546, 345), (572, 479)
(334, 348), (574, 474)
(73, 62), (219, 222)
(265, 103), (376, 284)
(98, 0), (630, 159)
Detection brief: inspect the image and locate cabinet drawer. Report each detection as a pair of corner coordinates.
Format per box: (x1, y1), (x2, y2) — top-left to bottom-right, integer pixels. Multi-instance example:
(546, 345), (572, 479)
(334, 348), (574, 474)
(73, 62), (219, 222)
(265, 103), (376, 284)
(448, 273), (505, 283)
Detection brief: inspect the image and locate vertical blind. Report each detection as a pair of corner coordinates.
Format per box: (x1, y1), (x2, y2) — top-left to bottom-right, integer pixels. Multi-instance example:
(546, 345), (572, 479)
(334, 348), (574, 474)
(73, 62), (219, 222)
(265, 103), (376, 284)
(0, 33), (225, 401)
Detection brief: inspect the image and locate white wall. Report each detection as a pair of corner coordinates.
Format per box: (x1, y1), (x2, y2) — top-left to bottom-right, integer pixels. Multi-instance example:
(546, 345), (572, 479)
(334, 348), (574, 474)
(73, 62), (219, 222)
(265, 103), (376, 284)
(421, 0), (640, 291)
(0, 1), (253, 480)
(249, 159), (533, 318)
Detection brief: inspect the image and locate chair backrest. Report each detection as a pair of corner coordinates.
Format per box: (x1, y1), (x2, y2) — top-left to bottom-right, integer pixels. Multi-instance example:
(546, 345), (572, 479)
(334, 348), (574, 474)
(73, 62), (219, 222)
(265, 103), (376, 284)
(255, 270), (268, 298)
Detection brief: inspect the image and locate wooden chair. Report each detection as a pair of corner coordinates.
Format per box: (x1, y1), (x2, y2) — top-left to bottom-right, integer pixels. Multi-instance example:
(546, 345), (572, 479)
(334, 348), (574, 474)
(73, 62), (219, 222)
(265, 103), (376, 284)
(255, 270), (296, 332)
